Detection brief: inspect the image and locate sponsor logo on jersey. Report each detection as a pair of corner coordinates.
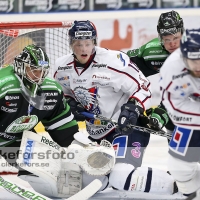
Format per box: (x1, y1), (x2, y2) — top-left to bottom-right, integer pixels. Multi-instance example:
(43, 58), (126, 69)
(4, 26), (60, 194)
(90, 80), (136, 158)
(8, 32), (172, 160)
(6, 115), (38, 133)
(1, 84), (14, 91)
(168, 113), (192, 122)
(5, 102), (17, 107)
(58, 66), (73, 70)
(45, 81), (56, 85)
(44, 92), (58, 96)
(1, 106), (17, 113)
(117, 53), (125, 66)
(0, 132), (15, 140)
(5, 95), (19, 100)
(0, 76), (15, 86)
(151, 61), (163, 65)
(145, 42), (160, 49)
(41, 136), (60, 150)
(58, 76), (70, 81)
(87, 122), (115, 136)
(172, 71), (189, 80)
(75, 31), (92, 37)
(43, 105), (55, 110)
(92, 63), (107, 68)
(45, 99), (57, 103)
(73, 78), (87, 84)
(24, 139), (34, 164)
(92, 74), (110, 81)
(92, 82), (109, 87)
(173, 83), (191, 91)
(149, 50), (163, 54)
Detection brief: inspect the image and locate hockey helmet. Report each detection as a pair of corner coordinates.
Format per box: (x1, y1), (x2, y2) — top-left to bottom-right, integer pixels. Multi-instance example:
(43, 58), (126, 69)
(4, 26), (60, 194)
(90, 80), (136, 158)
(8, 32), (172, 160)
(157, 10), (184, 37)
(68, 20), (97, 45)
(14, 44), (50, 97)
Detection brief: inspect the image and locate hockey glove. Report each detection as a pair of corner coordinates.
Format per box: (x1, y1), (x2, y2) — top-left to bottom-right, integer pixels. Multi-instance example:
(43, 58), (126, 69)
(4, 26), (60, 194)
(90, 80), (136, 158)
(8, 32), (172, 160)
(147, 107), (169, 130)
(66, 97), (86, 121)
(118, 100), (144, 128)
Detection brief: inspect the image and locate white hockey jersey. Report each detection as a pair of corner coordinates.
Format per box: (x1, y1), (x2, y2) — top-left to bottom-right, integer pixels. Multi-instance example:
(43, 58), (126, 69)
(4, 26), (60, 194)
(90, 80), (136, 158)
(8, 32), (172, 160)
(54, 46), (152, 139)
(160, 48), (200, 129)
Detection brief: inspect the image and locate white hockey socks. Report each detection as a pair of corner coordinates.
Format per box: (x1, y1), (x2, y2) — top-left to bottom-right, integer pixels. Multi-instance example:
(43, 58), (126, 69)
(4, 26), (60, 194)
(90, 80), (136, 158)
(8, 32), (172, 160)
(109, 163), (175, 195)
(168, 155), (200, 194)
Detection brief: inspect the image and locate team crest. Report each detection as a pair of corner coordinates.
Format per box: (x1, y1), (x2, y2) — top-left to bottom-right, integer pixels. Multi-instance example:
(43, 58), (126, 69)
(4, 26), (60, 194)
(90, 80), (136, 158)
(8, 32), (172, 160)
(73, 86), (101, 114)
(6, 115), (38, 133)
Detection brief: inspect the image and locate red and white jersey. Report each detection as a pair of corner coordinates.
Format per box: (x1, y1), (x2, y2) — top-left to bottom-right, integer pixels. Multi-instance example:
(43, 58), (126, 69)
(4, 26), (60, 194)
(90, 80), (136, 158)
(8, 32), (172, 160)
(160, 48), (200, 129)
(54, 46), (152, 139)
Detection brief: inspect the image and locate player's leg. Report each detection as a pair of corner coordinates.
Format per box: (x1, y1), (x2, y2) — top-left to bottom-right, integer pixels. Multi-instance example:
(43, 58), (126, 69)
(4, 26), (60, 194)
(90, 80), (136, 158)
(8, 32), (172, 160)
(106, 128), (150, 168)
(168, 127), (200, 195)
(109, 163), (176, 194)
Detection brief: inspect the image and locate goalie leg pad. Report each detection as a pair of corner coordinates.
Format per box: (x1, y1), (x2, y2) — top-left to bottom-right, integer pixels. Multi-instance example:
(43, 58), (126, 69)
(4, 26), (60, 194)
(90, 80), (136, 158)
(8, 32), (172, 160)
(168, 155), (200, 194)
(18, 162), (82, 198)
(109, 163), (174, 194)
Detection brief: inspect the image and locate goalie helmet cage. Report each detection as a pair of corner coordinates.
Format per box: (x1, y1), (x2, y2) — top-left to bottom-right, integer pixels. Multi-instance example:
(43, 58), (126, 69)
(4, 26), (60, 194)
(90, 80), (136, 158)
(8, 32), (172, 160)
(0, 21), (73, 78)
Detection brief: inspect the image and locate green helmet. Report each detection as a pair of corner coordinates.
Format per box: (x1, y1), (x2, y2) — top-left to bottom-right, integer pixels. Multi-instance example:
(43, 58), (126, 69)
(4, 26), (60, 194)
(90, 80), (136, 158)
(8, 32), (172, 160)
(14, 44), (50, 97)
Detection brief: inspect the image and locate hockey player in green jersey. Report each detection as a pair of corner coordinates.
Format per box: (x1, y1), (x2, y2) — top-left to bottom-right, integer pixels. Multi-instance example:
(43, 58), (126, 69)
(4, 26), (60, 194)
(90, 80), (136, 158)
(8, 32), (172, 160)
(0, 44), (79, 164)
(127, 10), (184, 136)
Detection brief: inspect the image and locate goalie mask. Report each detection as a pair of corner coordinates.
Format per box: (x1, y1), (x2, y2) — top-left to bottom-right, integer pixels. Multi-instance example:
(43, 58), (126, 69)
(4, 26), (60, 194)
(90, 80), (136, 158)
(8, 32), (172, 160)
(157, 10), (184, 38)
(14, 44), (50, 97)
(181, 29), (200, 78)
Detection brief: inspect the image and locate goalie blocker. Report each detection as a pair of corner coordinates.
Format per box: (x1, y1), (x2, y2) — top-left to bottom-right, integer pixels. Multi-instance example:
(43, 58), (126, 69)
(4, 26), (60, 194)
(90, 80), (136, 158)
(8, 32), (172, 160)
(17, 131), (177, 198)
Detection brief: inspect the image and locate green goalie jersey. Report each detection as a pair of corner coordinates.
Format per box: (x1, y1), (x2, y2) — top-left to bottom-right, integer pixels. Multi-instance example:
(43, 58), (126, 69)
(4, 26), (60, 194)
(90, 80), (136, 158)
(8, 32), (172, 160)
(0, 66), (78, 147)
(127, 38), (169, 77)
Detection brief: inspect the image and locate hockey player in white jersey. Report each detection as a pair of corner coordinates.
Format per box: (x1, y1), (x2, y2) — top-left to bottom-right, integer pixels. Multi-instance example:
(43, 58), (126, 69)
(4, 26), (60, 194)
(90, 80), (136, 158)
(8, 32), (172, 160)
(159, 28), (200, 198)
(53, 20), (178, 196)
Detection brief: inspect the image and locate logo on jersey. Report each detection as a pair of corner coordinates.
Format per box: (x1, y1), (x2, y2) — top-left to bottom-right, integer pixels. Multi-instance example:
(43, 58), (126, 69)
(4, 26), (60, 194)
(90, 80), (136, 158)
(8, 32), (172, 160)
(151, 61), (163, 65)
(131, 142), (141, 158)
(0, 76), (15, 86)
(117, 53), (125, 66)
(112, 135), (128, 158)
(58, 76), (70, 81)
(44, 92), (58, 96)
(73, 78), (87, 84)
(92, 73), (110, 81)
(73, 86), (101, 114)
(6, 115), (38, 133)
(58, 66), (73, 70)
(169, 126), (192, 156)
(92, 64), (107, 68)
(5, 95), (19, 100)
(1, 84), (14, 91)
(5, 102), (17, 107)
(1, 106), (17, 113)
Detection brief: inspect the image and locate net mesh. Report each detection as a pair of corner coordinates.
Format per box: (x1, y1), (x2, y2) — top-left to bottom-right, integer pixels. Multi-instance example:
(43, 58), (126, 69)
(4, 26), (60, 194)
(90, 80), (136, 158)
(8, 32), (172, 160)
(0, 26), (72, 78)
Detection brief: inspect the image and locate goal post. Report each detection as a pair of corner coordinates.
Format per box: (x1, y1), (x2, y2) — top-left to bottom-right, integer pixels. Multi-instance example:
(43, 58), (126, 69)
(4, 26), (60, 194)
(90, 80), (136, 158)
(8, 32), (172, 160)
(0, 21), (73, 78)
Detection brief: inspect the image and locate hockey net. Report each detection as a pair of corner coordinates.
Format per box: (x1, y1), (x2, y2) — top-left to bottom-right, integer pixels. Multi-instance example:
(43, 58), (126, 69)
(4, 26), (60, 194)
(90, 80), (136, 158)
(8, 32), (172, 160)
(0, 21), (73, 78)
(0, 21), (73, 175)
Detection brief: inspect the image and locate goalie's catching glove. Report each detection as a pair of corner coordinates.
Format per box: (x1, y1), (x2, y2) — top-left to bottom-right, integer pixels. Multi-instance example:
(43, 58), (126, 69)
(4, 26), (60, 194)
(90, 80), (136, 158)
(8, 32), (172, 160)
(147, 107), (169, 130)
(118, 99), (144, 128)
(66, 97), (86, 121)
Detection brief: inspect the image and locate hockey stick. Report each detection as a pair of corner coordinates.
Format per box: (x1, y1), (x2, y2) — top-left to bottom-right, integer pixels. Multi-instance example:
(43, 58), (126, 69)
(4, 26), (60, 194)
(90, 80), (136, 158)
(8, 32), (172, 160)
(0, 175), (102, 200)
(81, 112), (172, 140)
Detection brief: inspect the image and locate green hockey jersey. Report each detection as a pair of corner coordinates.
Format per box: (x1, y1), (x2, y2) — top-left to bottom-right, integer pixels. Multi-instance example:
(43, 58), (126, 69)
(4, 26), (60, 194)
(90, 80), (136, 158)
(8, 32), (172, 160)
(0, 66), (78, 147)
(127, 38), (169, 77)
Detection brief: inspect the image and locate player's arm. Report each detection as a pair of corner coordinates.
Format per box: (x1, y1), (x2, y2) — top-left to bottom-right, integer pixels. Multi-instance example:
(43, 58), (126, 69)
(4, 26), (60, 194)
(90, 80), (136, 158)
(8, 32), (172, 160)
(160, 65), (200, 128)
(41, 85), (78, 147)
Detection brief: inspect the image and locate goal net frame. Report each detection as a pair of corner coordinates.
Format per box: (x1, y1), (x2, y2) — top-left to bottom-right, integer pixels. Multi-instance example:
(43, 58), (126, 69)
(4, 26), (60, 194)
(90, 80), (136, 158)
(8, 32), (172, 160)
(0, 21), (73, 78)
